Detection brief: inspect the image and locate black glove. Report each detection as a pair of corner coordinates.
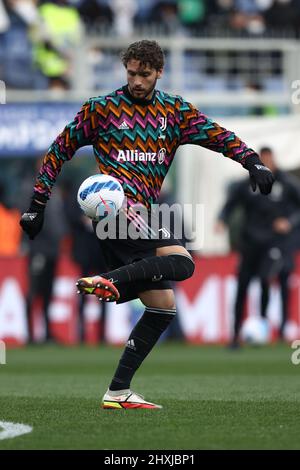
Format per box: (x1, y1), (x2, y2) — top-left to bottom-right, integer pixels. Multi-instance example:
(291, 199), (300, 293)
(20, 198), (46, 240)
(245, 154), (274, 195)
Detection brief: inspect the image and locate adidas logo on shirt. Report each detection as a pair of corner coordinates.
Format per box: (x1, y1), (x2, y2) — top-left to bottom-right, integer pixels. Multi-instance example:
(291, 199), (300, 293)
(126, 339), (136, 351)
(118, 121), (129, 130)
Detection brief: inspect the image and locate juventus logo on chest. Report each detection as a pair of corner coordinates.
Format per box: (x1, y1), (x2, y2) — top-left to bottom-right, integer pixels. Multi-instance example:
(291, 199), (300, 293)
(158, 117), (167, 131)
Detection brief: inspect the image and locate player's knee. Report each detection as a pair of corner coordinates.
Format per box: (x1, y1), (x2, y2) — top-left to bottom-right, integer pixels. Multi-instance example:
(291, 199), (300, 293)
(158, 290), (176, 310)
(143, 290), (176, 310)
(169, 253), (195, 281)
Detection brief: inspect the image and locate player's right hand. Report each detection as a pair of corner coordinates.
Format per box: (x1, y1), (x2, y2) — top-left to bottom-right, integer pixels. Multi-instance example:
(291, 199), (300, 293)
(20, 199), (46, 240)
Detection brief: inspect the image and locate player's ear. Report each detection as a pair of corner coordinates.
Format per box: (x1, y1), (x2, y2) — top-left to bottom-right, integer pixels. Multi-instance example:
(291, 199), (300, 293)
(157, 69), (163, 79)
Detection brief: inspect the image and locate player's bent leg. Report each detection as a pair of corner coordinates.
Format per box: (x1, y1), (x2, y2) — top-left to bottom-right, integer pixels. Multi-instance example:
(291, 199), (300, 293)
(76, 275), (120, 302)
(77, 247), (193, 304)
(102, 289), (176, 410)
(92, 247), (195, 298)
(155, 245), (195, 281)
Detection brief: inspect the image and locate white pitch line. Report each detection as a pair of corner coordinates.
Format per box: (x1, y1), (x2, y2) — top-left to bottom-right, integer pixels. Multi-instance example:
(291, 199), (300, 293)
(0, 421), (32, 440)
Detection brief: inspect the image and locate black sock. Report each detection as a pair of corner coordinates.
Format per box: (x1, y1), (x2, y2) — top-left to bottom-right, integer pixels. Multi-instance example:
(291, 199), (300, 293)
(102, 253), (194, 285)
(109, 307), (176, 391)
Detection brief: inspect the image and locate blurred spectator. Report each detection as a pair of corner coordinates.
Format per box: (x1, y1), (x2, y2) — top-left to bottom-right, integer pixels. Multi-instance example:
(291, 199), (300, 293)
(48, 75), (70, 97)
(77, 0), (113, 30)
(9, 0), (39, 22)
(62, 179), (108, 343)
(19, 167), (67, 343)
(133, 0), (155, 25)
(216, 147), (300, 346)
(32, 0), (82, 87)
(205, 0), (235, 32)
(177, 0), (207, 33)
(0, 183), (22, 256)
(264, 0), (300, 34)
(0, 0), (41, 88)
(235, 0), (264, 14)
(0, 0), (10, 33)
(111, 0), (137, 37)
(1, 0), (299, 93)
(149, 1), (179, 34)
(229, 10), (265, 36)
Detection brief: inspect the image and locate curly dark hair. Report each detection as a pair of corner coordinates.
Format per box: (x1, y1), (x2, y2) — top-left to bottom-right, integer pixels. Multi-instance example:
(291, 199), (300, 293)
(121, 40), (165, 70)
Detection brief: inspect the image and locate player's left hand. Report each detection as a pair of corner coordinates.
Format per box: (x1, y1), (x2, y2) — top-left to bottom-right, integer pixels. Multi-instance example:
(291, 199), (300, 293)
(248, 164), (274, 195)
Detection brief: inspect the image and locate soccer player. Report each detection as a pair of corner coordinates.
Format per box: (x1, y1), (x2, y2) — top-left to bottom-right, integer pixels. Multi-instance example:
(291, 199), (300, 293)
(20, 40), (274, 409)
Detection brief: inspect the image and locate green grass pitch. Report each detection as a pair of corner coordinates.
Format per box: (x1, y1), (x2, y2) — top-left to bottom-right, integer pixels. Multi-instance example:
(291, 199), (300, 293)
(0, 343), (299, 450)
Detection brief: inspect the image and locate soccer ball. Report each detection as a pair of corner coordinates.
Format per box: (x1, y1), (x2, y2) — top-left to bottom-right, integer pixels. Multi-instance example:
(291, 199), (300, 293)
(241, 317), (270, 345)
(77, 174), (124, 221)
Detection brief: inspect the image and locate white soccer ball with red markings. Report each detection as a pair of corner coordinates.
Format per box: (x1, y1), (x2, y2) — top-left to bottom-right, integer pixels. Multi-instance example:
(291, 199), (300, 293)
(77, 174), (124, 221)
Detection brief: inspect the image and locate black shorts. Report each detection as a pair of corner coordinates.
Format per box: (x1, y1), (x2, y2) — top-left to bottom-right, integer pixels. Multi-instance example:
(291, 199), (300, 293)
(93, 206), (183, 303)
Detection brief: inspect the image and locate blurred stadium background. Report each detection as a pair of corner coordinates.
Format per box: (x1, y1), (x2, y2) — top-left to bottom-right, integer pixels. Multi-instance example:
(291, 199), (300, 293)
(0, 0), (300, 347)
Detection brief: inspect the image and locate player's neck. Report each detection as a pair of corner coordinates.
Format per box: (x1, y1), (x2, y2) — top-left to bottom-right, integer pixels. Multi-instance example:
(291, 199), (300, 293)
(123, 85), (156, 105)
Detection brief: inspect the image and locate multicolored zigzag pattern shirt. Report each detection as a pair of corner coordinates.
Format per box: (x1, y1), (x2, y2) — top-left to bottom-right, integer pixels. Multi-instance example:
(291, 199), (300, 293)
(34, 85), (256, 208)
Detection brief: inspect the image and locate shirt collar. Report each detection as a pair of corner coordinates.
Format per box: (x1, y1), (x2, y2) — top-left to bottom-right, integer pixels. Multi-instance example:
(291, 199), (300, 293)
(122, 85), (156, 106)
